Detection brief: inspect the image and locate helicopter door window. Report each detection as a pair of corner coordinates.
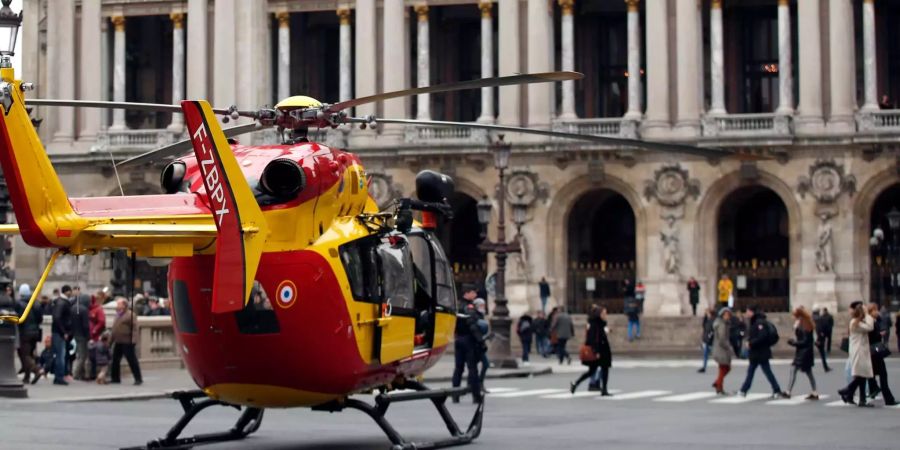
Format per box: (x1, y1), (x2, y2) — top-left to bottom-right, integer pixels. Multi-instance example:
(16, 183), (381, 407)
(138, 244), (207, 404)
(339, 237), (383, 304)
(234, 281), (280, 334)
(171, 280), (197, 334)
(377, 240), (415, 314)
(408, 235), (433, 297)
(431, 239), (457, 312)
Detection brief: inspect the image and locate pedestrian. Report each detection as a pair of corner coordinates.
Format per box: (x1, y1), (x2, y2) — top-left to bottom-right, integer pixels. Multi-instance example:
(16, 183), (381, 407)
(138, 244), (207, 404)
(547, 306), (559, 356)
(36, 335), (55, 382)
(551, 306), (574, 365)
(698, 307), (715, 373)
(70, 291), (91, 381)
(865, 304), (896, 405)
(624, 280), (642, 342)
(717, 274), (733, 309)
(570, 304), (612, 395)
(473, 298), (491, 382)
(712, 307), (735, 395)
(50, 285), (74, 385)
(91, 331), (112, 384)
(687, 276), (701, 316)
(88, 289), (107, 379)
(785, 307), (819, 400)
(110, 298), (143, 385)
(730, 311), (746, 358)
(819, 307), (834, 354)
(14, 283), (43, 384)
(838, 301), (875, 407)
(517, 311), (534, 364)
(538, 277), (551, 314)
(895, 312), (900, 354)
(141, 296), (169, 316)
(739, 305), (789, 398)
(451, 286), (484, 403)
(878, 304), (892, 344)
(812, 307), (832, 372)
(532, 311), (550, 358)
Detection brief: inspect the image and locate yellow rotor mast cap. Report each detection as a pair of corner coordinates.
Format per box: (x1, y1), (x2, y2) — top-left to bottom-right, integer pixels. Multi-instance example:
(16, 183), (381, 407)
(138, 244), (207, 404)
(275, 96), (322, 110)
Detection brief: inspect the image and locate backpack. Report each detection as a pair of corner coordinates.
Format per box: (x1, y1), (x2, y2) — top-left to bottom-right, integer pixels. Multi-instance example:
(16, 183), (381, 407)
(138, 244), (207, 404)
(703, 321), (715, 346)
(765, 321), (779, 347)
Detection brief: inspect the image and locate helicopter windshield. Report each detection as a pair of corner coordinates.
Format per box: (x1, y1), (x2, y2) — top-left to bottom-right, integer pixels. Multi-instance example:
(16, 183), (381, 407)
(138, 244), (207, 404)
(377, 242), (415, 311)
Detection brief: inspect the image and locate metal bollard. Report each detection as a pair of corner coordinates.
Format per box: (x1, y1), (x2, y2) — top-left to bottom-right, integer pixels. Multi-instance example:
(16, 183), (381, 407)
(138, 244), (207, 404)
(0, 300), (27, 398)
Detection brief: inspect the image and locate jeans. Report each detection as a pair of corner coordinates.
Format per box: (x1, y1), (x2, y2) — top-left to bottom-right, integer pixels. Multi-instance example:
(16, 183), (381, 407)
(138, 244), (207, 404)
(701, 343), (711, 370)
(787, 366), (817, 393)
(111, 342), (142, 383)
(627, 319), (640, 341)
(540, 296), (548, 314)
(556, 338), (570, 364)
(73, 337), (89, 380)
(536, 336), (550, 356)
(51, 333), (67, 381)
(740, 359), (782, 394)
(451, 338), (481, 399)
(521, 335), (532, 362)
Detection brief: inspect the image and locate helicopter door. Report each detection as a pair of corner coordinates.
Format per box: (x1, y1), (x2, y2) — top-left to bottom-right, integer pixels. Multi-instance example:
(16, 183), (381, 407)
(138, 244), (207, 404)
(374, 239), (417, 364)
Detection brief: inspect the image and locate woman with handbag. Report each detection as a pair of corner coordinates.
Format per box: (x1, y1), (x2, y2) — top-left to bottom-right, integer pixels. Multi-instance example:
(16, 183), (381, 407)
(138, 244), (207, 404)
(711, 307), (735, 395)
(838, 301), (875, 407)
(570, 305), (612, 395)
(866, 304), (896, 405)
(785, 307), (819, 400)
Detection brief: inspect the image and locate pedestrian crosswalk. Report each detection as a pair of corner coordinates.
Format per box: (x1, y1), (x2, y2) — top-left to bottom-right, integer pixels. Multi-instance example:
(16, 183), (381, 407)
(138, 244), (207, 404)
(484, 387), (899, 409)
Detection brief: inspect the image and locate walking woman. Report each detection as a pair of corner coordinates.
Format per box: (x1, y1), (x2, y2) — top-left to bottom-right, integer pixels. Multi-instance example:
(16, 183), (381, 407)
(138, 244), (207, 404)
(786, 307), (819, 400)
(838, 301), (875, 407)
(866, 304), (896, 405)
(712, 307), (735, 395)
(570, 305), (612, 395)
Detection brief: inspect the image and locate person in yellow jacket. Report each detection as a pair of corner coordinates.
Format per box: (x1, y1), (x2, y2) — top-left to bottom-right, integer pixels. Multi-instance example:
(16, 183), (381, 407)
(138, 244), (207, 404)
(717, 275), (734, 308)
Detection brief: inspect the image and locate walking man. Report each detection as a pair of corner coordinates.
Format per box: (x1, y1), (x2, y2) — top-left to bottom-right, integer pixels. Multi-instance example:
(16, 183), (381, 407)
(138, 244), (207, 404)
(70, 290), (92, 380)
(110, 298), (143, 385)
(551, 306), (574, 364)
(532, 311), (550, 357)
(517, 311), (534, 364)
(739, 305), (789, 398)
(50, 285), (73, 385)
(451, 286), (484, 403)
(818, 307), (834, 354)
(813, 307), (832, 372)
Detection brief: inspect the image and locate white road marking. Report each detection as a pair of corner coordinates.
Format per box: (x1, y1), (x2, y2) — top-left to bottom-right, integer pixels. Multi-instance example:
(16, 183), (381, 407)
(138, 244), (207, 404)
(709, 393), (770, 404)
(825, 400), (853, 407)
(598, 390), (671, 401)
(490, 389), (566, 398)
(484, 387), (519, 394)
(766, 395), (830, 406)
(542, 389), (623, 399)
(654, 392), (719, 403)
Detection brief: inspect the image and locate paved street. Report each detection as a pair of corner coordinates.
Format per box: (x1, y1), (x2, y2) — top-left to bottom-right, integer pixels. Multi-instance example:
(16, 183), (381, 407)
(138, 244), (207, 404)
(2, 358), (897, 450)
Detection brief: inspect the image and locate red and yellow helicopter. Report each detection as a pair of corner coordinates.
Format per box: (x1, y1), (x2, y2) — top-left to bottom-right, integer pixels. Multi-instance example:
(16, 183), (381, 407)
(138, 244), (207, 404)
(0, 31), (732, 450)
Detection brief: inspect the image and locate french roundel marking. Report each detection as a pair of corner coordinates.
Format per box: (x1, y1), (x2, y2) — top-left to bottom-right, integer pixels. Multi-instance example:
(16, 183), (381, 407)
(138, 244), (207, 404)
(276, 280), (297, 309)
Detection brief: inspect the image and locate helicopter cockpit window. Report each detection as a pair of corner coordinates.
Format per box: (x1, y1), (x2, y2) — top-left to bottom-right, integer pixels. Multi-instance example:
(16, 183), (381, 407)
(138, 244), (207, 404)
(431, 239), (457, 311)
(408, 235), (433, 296)
(377, 241), (415, 312)
(234, 281), (280, 334)
(340, 237), (383, 304)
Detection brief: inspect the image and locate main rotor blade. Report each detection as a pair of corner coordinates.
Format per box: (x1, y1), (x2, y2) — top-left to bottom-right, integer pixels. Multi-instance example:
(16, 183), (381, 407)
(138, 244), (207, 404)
(327, 72), (583, 113)
(375, 119), (733, 159)
(116, 123), (263, 168)
(26, 99), (237, 116)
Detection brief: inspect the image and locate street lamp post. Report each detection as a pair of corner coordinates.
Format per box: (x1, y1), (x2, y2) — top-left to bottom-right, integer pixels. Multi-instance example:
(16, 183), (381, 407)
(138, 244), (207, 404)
(476, 136), (520, 369)
(887, 208), (900, 310)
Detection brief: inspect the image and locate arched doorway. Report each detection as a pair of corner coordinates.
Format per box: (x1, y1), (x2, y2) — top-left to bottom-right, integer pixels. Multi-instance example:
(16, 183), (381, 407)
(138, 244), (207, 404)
(717, 186), (790, 312)
(870, 183), (900, 311)
(437, 192), (486, 294)
(567, 189), (636, 314)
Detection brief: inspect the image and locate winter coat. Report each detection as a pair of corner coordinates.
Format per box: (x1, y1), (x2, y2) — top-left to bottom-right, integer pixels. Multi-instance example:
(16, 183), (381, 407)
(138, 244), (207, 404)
(552, 312), (574, 340)
(848, 315), (874, 378)
(687, 281), (700, 305)
(88, 301), (106, 342)
(51, 296), (72, 336)
(702, 315), (715, 345)
(746, 313), (773, 363)
(111, 310), (137, 344)
(70, 294), (91, 340)
(532, 317), (549, 338)
(539, 281), (551, 298)
(15, 296), (43, 339)
(789, 325), (814, 371)
(712, 317), (735, 366)
(517, 314), (534, 341)
(584, 316), (612, 368)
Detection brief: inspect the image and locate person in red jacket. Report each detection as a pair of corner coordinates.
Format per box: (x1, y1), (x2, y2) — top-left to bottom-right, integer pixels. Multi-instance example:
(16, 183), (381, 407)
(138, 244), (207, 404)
(87, 288), (108, 379)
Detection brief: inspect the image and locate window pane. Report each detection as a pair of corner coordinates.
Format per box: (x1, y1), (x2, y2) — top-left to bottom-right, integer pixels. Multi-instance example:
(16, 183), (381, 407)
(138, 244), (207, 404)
(234, 281), (280, 334)
(409, 235), (433, 295)
(171, 280), (197, 333)
(378, 242), (415, 310)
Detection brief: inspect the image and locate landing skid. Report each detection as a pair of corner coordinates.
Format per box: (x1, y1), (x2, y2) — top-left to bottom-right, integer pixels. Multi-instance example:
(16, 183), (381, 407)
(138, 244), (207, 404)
(313, 380), (484, 450)
(121, 390), (264, 450)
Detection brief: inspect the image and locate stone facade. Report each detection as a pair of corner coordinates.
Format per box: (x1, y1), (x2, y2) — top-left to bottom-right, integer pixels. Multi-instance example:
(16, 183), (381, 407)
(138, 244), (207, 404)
(9, 0), (900, 316)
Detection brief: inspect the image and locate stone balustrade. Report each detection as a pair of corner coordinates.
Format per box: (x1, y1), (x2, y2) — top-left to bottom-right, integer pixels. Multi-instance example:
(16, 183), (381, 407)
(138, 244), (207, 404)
(93, 128), (183, 153)
(404, 125), (489, 145)
(857, 109), (900, 132)
(702, 113), (793, 137)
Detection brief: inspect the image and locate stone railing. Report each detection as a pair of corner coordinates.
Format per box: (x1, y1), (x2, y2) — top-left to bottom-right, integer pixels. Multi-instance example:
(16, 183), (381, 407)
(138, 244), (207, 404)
(404, 125), (490, 145)
(93, 128), (183, 153)
(552, 117), (638, 139)
(857, 109), (900, 132)
(702, 112), (792, 137)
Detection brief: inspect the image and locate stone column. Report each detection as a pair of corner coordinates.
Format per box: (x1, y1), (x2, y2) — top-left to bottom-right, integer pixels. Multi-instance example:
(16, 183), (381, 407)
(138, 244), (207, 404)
(557, 0), (576, 120)
(708, 0), (726, 115)
(50, 0), (75, 141)
(415, 4), (430, 121)
(674, 0), (701, 136)
(624, 0), (642, 119)
(775, 0), (793, 114)
(79, 0), (102, 141)
(186, 0), (208, 100)
(796, 0), (824, 132)
(110, 16), (127, 131)
(828, 0), (856, 131)
(861, 0), (878, 111)
(477, 1), (496, 123)
(642, 0), (670, 135)
(338, 8), (352, 103)
(498, 0), (521, 126)
(213, 0), (237, 107)
(276, 12), (291, 102)
(382, 0), (409, 119)
(168, 13), (186, 132)
(527, 0), (553, 128)
(355, 0), (377, 117)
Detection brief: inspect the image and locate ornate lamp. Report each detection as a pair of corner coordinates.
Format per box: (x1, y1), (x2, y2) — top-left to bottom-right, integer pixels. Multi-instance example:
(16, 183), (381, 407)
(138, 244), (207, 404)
(476, 195), (492, 241)
(887, 207), (900, 233)
(492, 135), (511, 170)
(0, 0), (22, 68)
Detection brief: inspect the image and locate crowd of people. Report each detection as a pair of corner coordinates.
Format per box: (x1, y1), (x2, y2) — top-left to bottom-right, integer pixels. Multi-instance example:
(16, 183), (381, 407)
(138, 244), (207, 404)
(6, 282), (171, 388)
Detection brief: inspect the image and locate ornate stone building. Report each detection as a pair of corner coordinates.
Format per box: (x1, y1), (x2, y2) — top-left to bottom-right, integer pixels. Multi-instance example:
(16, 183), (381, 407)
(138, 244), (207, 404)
(10, 0), (900, 315)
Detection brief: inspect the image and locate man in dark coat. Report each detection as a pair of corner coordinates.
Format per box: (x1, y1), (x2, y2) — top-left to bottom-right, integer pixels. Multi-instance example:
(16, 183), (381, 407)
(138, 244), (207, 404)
(818, 308), (834, 353)
(538, 277), (551, 314)
(70, 292), (92, 380)
(738, 306), (788, 398)
(50, 285), (73, 385)
(14, 284), (43, 384)
(687, 277), (701, 316)
(517, 312), (534, 363)
(812, 308), (832, 372)
(532, 311), (550, 357)
(451, 286), (485, 403)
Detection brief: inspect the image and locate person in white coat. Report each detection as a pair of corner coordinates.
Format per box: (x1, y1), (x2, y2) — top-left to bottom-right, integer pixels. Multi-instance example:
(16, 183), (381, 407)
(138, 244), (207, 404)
(838, 301), (875, 407)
